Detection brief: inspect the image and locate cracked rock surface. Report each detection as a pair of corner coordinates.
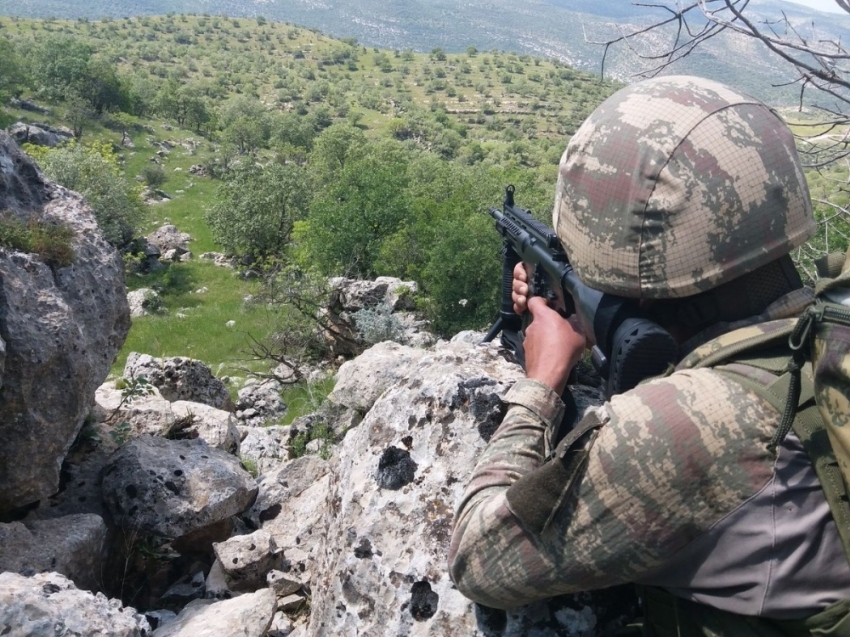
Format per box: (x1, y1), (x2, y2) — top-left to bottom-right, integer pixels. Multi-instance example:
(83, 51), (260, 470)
(102, 436), (257, 538)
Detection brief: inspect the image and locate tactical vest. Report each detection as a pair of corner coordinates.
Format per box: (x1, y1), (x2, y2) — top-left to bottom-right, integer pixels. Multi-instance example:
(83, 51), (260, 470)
(639, 251), (850, 637)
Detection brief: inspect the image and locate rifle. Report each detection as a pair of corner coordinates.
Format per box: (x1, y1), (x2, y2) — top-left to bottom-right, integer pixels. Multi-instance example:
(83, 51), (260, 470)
(484, 185), (679, 398)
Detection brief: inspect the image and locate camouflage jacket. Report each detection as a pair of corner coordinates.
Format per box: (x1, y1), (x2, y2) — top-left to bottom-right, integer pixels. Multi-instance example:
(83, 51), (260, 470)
(449, 288), (850, 619)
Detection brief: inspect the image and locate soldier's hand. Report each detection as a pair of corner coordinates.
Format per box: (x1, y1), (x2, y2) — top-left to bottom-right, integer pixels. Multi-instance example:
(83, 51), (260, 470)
(524, 296), (586, 395)
(512, 262), (532, 314)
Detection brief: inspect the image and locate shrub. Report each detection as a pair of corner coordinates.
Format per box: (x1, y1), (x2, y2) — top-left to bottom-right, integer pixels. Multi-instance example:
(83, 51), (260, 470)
(0, 213), (75, 268)
(352, 302), (406, 345)
(140, 164), (166, 188)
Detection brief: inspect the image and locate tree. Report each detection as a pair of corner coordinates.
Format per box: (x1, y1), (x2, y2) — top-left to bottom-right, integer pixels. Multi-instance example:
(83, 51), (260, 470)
(300, 142), (410, 277)
(308, 122), (367, 184)
(206, 162), (312, 261)
(0, 37), (25, 102)
(82, 58), (123, 114)
(218, 96), (270, 154)
(29, 36), (93, 102)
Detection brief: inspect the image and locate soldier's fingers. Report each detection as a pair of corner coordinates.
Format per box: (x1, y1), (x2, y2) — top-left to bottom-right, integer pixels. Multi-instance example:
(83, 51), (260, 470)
(513, 262), (527, 283)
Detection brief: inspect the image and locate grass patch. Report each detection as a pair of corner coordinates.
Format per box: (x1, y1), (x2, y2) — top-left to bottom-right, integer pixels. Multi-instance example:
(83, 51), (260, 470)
(278, 376), (336, 427)
(114, 259), (278, 377)
(0, 213), (75, 267)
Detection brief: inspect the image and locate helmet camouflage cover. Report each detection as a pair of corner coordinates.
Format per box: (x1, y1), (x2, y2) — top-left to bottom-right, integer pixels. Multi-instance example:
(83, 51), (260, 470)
(553, 75), (816, 299)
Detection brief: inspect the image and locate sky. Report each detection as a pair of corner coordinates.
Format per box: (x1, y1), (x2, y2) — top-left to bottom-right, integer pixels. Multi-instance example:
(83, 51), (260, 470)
(785, 0), (847, 13)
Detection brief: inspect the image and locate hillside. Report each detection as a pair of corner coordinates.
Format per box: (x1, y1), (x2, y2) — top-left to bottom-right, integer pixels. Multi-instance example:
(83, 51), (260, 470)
(0, 15), (624, 399)
(5, 0), (850, 105)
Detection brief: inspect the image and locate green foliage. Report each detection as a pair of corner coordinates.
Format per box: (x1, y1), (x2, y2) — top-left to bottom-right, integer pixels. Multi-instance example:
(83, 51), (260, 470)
(240, 456), (259, 477)
(291, 422), (333, 459)
(0, 212), (75, 268)
(218, 95), (270, 154)
(27, 35), (94, 101)
(300, 140), (410, 277)
(140, 163), (166, 188)
(32, 141), (143, 247)
(206, 162), (312, 260)
(0, 37), (25, 101)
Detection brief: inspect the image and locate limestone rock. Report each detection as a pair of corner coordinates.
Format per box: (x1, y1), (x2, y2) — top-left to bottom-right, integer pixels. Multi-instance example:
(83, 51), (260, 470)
(146, 224), (191, 252)
(0, 514), (107, 592)
(214, 529), (281, 592)
(302, 339), (516, 635)
(127, 288), (163, 317)
(245, 456), (330, 556)
(330, 342), (427, 414)
(239, 425), (291, 475)
(204, 559), (233, 600)
(267, 569), (303, 597)
(124, 352), (233, 411)
(0, 131), (131, 512)
(152, 588), (276, 637)
(0, 571), (150, 636)
(24, 421), (119, 522)
(236, 379), (287, 427)
(93, 383), (239, 453)
(8, 121), (73, 147)
(102, 436), (258, 538)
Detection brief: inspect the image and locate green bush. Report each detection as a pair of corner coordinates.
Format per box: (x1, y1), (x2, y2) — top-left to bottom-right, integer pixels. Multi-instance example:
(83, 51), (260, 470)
(0, 214), (75, 268)
(140, 164), (166, 188)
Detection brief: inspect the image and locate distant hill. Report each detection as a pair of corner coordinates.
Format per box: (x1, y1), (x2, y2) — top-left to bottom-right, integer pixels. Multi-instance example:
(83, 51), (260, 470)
(5, 0), (849, 105)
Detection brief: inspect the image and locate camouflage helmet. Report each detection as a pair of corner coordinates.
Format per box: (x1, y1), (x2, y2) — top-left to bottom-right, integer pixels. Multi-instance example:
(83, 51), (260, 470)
(553, 75), (816, 299)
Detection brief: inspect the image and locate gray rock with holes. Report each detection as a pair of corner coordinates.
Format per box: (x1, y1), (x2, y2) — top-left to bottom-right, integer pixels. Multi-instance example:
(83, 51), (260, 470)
(0, 571), (150, 636)
(0, 132), (130, 513)
(213, 529), (281, 592)
(101, 436), (257, 538)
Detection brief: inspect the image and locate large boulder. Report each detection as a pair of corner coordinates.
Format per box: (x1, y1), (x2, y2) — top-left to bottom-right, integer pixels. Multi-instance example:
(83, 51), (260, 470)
(95, 387), (240, 453)
(0, 514), (108, 592)
(0, 571), (150, 636)
(124, 352), (233, 411)
(305, 337), (623, 636)
(152, 588), (276, 637)
(0, 131), (130, 512)
(7, 122), (73, 147)
(102, 436), (258, 538)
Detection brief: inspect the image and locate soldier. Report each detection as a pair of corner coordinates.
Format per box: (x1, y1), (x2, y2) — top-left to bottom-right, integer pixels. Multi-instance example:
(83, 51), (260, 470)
(448, 75), (850, 635)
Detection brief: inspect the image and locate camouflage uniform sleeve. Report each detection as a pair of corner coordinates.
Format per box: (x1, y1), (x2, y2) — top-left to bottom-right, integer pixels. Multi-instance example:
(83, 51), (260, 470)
(449, 369), (780, 610)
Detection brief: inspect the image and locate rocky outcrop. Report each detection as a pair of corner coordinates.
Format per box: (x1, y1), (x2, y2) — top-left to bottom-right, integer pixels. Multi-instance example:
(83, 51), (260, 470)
(304, 337), (621, 636)
(0, 131), (130, 512)
(124, 352), (233, 411)
(236, 380), (287, 427)
(127, 288), (163, 317)
(102, 436), (258, 538)
(0, 571), (150, 636)
(239, 426), (291, 475)
(8, 122), (73, 147)
(246, 456), (331, 557)
(95, 384), (240, 453)
(323, 276), (436, 355)
(213, 529), (282, 592)
(330, 341), (427, 414)
(146, 224), (192, 253)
